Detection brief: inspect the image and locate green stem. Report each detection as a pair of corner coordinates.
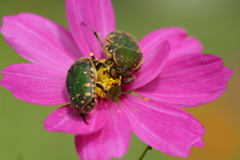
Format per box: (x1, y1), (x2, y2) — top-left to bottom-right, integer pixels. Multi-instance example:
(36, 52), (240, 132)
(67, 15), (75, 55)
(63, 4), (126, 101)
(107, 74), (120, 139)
(138, 145), (152, 160)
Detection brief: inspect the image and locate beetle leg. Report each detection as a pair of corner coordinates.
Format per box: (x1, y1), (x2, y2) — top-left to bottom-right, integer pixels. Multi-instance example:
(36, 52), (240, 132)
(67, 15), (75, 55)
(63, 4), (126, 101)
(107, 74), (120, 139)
(81, 22), (104, 47)
(122, 75), (135, 84)
(80, 113), (89, 124)
(96, 83), (111, 100)
(105, 58), (114, 65)
(95, 61), (107, 71)
(108, 66), (118, 79)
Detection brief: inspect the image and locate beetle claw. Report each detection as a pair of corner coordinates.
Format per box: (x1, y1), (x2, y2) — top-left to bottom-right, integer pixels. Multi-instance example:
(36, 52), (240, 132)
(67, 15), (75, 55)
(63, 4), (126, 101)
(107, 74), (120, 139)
(80, 113), (89, 124)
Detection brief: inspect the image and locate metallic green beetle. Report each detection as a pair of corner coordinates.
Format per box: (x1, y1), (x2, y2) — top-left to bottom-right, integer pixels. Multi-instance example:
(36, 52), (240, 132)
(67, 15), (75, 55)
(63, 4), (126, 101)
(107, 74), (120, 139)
(66, 57), (107, 124)
(82, 23), (143, 84)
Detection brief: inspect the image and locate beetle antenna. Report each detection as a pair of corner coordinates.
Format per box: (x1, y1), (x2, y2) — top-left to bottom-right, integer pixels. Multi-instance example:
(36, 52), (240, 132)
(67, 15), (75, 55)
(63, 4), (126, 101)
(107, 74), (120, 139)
(81, 22), (104, 47)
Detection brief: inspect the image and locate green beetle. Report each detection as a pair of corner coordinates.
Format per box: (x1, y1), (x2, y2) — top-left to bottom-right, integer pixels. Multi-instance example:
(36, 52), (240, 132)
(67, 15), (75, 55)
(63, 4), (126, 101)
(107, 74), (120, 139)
(66, 56), (108, 124)
(82, 23), (143, 84)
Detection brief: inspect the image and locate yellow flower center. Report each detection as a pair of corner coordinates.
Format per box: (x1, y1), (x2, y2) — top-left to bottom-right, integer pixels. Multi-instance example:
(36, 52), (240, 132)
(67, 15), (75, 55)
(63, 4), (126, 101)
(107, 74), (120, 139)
(96, 59), (121, 98)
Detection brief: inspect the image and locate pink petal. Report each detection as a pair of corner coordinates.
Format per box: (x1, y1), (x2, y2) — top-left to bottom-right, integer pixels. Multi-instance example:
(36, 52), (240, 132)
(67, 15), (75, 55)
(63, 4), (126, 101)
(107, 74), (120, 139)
(0, 13), (80, 72)
(0, 63), (68, 105)
(140, 27), (203, 60)
(66, 0), (115, 58)
(192, 137), (204, 147)
(120, 94), (205, 158)
(123, 41), (170, 91)
(136, 54), (233, 108)
(75, 103), (131, 160)
(44, 101), (107, 134)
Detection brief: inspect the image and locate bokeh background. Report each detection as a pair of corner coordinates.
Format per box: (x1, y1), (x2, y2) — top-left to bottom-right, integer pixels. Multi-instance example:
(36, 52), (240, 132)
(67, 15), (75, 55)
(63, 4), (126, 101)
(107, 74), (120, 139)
(0, 0), (239, 160)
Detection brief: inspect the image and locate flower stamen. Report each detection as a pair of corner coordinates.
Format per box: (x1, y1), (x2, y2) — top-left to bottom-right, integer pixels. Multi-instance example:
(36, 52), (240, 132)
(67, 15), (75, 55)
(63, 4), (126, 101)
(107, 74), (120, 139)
(90, 52), (97, 60)
(96, 59), (121, 98)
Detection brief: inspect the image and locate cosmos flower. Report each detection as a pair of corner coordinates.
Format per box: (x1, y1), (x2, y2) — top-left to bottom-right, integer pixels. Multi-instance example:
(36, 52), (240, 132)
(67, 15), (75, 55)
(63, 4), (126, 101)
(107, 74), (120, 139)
(0, 0), (232, 160)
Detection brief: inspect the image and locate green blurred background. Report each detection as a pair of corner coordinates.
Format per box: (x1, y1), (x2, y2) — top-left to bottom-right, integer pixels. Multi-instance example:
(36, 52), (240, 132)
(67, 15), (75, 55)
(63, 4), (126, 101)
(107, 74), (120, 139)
(0, 0), (239, 160)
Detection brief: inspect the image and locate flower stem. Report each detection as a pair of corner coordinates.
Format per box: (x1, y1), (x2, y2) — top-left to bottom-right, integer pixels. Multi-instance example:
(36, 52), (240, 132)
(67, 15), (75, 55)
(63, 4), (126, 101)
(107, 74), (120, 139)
(138, 145), (152, 160)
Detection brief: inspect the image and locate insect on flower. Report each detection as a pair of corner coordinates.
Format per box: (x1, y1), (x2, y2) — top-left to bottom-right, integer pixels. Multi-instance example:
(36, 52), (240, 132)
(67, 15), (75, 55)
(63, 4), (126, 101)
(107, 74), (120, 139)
(67, 23), (144, 123)
(0, 0), (233, 159)
(82, 23), (143, 84)
(66, 53), (121, 124)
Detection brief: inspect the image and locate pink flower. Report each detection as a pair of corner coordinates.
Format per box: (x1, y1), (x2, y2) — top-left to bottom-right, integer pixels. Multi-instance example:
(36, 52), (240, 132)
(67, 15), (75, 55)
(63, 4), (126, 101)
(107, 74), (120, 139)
(0, 0), (232, 160)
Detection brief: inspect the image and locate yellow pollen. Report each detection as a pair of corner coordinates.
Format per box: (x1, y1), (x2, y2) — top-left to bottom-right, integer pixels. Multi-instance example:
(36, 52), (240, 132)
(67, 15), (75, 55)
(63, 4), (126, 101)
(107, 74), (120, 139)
(143, 97), (149, 100)
(95, 63), (121, 98)
(100, 59), (106, 63)
(90, 52), (98, 60)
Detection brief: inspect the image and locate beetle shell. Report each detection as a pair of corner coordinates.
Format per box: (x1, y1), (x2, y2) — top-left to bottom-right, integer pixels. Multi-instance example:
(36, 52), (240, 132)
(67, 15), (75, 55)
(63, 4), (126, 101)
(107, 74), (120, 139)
(104, 31), (141, 56)
(66, 57), (97, 114)
(104, 31), (143, 71)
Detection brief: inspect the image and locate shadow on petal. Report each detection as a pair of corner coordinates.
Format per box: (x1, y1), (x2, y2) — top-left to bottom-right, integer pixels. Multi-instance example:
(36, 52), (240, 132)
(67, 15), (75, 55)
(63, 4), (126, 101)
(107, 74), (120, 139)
(44, 100), (107, 135)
